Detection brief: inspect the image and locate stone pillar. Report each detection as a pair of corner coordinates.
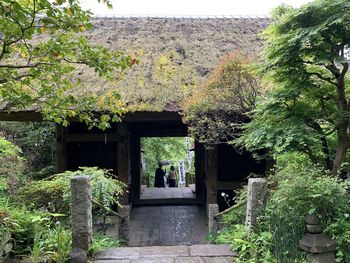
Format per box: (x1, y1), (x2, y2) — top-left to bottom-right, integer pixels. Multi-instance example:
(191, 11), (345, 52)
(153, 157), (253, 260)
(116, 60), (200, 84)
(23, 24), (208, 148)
(245, 178), (267, 231)
(299, 214), (336, 263)
(70, 176), (92, 252)
(208, 203), (219, 234)
(119, 205), (131, 244)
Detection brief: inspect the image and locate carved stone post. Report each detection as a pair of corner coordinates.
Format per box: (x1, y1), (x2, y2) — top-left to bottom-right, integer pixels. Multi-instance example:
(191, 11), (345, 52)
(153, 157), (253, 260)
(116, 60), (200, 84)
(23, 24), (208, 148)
(245, 178), (267, 231)
(299, 214), (336, 263)
(119, 205), (131, 243)
(208, 203), (219, 234)
(69, 176), (92, 262)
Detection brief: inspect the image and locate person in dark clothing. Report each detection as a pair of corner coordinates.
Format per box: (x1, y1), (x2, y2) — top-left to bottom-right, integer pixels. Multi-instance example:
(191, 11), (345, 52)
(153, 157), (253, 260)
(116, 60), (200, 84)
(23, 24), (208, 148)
(154, 163), (165, 187)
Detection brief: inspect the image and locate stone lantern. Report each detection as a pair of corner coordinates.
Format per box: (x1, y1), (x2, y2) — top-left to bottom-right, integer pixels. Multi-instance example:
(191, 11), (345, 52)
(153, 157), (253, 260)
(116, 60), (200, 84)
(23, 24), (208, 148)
(299, 214), (336, 263)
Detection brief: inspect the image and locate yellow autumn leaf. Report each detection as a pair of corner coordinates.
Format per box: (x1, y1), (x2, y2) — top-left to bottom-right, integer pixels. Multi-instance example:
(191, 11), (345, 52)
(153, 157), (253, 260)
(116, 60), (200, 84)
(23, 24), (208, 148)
(39, 27), (47, 33)
(65, 7), (73, 16)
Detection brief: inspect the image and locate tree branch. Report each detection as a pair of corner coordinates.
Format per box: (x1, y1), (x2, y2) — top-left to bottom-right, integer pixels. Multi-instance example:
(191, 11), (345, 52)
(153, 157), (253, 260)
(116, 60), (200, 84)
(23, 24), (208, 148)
(0, 73), (34, 84)
(307, 71), (337, 85)
(340, 62), (349, 80)
(0, 62), (55, 68)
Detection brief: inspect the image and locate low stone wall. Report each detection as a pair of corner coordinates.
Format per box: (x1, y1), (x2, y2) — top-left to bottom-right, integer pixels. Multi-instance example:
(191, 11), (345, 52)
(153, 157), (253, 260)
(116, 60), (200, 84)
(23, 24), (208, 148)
(93, 216), (119, 239)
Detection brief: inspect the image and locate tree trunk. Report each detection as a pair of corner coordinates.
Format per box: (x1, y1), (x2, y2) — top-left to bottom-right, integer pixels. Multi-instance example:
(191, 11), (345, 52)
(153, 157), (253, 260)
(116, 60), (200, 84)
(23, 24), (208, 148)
(332, 132), (350, 176)
(332, 64), (350, 176)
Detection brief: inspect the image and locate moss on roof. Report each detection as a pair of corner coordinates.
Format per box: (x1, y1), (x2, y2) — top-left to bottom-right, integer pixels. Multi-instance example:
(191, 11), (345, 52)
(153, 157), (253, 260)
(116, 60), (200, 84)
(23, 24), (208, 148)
(0, 17), (270, 114)
(81, 17), (270, 111)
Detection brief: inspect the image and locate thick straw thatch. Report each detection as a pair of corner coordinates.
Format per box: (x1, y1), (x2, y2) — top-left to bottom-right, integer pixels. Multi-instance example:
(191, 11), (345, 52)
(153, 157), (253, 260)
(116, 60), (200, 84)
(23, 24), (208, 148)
(1, 17), (270, 115)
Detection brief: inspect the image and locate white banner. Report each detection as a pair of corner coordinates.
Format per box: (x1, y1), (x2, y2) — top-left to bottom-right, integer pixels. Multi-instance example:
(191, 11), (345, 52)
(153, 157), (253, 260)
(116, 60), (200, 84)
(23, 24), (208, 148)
(185, 137), (192, 172)
(178, 159), (185, 186)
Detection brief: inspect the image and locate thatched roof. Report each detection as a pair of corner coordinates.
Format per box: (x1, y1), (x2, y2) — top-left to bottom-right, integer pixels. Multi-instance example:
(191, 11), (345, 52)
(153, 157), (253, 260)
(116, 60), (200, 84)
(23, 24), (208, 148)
(1, 17), (270, 117)
(81, 17), (270, 111)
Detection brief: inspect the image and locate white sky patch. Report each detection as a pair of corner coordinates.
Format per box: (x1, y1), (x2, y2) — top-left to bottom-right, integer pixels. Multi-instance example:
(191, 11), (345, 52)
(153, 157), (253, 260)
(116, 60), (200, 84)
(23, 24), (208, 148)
(80, 0), (313, 17)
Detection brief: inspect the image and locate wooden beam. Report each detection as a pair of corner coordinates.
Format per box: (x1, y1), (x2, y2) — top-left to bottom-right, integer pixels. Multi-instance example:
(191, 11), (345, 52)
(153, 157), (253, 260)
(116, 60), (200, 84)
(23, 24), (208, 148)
(56, 125), (67, 172)
(206, 145), (218, 204)
(123, 111), (182, 122)
(117, 123), (131, 205)
(195, 141), (206, 205)
(66, 133), (118, 142)
(0, 110), (183, 123)
(0, 111), (42, 121)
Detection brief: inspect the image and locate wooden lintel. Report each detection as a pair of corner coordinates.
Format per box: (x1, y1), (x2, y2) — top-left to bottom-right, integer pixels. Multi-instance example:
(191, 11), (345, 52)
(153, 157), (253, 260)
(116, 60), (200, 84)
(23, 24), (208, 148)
(123, 111), (182, 122)
(0, 110), (183, 123)
(0, 111), (42, 121)
(66, 133), (118, 142)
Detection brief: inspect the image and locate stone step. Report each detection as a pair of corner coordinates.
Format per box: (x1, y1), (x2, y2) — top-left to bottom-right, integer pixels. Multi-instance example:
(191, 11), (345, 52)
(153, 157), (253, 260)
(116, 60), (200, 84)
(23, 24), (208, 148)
(94, 244), (235, 262)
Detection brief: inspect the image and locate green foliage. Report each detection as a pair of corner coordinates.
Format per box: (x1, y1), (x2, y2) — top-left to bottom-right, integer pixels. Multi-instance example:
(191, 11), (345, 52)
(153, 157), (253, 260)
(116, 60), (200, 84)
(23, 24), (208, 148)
(0, 0), (132, 129)
(41, 223), (71, 263)
(0, 121), (55, 177)
(0, 137), (21, 158)
(0, 198), (49, 256)
(216, 225), (277, 263)
(265, 163), (350, 262)
(141, 137), (192, 186)
(182, 52), (263, 144)
(220, 186), (247, 226)
(0, 137), (25, 194)
(236, 0), (350, 174)
(89, 234), (122, 255)
(32, 166), (56, 181)
(19, 175), (68, 214)
(216, 162), (350, 262)
(19, 167), (126, 215)
(0, 197), (72, 262)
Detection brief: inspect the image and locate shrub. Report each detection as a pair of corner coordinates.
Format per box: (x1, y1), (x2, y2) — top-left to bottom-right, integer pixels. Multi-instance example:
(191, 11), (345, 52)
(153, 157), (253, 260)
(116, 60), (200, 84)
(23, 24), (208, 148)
(41, 223), (71, 263)
(265, 163), (350, 262)
(89, 234), (123, 255)
(19, 167), (126, 216)
(216, 162), (350, 262)
(0, 137), (25, 194)
(0, 198), (50, 257)
(220, 186), (247, 226)
(0, 119), (55, 176)
(0, 198), (72, 262)
(32, 165), (56, 181)
(216, 224), (277, 263)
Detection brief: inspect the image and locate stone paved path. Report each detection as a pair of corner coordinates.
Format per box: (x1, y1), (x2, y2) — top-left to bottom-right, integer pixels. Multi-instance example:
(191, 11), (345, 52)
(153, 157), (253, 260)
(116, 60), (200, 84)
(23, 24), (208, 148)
(129, 206), (207, 246)
(140, 187), (196, 200)
(94, 244), (235, 262)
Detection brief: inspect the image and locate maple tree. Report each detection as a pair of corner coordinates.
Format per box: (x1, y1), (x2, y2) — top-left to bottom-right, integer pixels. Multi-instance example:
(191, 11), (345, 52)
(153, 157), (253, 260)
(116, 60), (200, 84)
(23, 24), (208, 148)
(0, 0), (132, 128)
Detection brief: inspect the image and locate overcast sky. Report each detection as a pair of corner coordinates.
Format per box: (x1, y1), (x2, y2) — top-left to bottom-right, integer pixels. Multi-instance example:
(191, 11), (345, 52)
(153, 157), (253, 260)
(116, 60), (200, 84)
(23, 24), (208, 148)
(80, 0), (313, 17)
